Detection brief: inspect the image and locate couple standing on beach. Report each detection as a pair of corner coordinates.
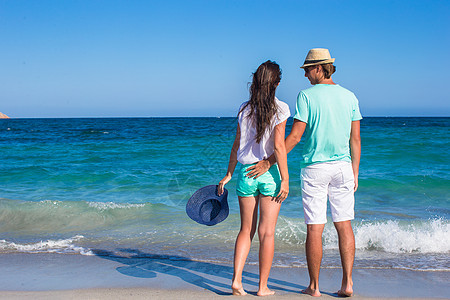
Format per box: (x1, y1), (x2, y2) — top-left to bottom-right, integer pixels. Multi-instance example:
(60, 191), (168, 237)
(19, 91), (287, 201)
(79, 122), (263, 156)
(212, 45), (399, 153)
(218, 48), (362, 297)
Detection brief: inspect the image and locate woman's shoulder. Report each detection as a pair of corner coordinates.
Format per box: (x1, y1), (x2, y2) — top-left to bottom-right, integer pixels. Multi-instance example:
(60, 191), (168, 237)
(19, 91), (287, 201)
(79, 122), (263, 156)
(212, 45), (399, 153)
(238, 101), (251, 122)
(239, 101), (249, 109)
(275, 98), (290, 113)
(238, 101), (250, 115)
(273, 98), (291, 124)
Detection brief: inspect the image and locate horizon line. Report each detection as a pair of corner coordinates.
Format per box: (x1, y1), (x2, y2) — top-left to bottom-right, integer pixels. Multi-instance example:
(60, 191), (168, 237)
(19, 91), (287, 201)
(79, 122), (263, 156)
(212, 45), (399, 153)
(2, 115), (450, 120)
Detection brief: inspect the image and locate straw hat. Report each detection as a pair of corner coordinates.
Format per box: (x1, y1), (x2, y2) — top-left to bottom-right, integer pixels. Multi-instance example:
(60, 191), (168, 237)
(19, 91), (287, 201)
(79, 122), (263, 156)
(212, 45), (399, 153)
(300, 48), (335, 68)
(186, 185), (229, 226)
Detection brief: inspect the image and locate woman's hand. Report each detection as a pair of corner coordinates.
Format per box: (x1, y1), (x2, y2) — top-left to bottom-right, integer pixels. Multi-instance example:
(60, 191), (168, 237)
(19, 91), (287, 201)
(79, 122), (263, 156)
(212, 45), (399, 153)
(218, 174), (232, 196)
(275, 179), (289, 203)
(245, 159), (270, 178)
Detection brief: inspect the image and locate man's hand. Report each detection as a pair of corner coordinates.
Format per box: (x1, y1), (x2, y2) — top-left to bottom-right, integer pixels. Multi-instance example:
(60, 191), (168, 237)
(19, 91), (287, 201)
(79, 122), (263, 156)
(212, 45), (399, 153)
(245, 159), (270, 179)
(353, 174), (359, 192)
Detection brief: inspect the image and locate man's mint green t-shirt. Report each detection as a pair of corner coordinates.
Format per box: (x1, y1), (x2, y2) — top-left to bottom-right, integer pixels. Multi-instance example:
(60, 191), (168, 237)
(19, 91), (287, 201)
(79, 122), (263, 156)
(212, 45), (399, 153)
(293, 84), (362, 168)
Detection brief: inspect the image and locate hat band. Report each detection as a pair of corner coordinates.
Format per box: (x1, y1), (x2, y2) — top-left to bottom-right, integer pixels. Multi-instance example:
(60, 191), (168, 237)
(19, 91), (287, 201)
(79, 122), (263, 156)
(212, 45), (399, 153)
(304, 59), (331, 64)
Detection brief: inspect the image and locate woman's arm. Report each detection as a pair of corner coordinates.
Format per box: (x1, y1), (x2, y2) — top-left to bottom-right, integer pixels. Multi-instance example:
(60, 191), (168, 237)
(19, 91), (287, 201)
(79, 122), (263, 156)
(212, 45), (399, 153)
(350, 120), (361, 192)
(218, 124), (241, 196)
(273, 120), (289, 202)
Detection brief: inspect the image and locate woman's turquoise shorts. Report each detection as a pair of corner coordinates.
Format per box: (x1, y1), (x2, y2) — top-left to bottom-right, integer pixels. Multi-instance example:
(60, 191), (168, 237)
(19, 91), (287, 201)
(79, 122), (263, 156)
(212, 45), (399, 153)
(236, 163), (281, 197)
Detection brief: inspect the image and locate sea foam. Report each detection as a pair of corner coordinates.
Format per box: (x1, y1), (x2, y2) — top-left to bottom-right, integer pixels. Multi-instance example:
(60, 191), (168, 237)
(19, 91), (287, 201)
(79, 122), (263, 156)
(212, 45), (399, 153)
(0, 235), (93, 255)
(322, 218), (450, 253)
(87, 202), (145, 210)
(276, 217), (450, 254)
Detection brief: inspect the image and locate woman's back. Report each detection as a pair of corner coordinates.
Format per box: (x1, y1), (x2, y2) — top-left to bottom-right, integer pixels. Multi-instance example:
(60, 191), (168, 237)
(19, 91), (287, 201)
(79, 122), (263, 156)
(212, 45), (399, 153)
(237, 98), (290, 165)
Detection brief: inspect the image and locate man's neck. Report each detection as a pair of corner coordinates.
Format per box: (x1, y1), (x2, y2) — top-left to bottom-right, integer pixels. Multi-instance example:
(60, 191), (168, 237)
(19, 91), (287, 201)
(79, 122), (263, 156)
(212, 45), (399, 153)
(316, 78), (336, 85)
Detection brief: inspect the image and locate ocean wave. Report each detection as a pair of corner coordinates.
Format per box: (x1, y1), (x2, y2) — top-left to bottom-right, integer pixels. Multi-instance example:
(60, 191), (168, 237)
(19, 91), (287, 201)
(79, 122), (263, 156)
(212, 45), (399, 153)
(87, 202), (145, 210)
(0, 235), (93, 255)
(276, 216), (307, 245)
(0, 198), (156, 234)
(1, 198), (449, 255)
(81, 129), (111, 135)
(275, 217), (449, 254)
(327, 219), (449, 253)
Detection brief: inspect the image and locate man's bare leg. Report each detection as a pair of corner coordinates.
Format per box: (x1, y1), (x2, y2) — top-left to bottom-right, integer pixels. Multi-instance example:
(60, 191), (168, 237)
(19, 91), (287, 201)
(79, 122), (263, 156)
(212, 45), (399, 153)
(334, 221), (355, 297)
(302, 223), (325, 297)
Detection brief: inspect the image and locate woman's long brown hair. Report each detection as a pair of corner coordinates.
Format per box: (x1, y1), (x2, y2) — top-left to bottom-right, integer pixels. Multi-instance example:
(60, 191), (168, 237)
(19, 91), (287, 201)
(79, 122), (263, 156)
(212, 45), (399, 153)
(239, 60), (281, 143)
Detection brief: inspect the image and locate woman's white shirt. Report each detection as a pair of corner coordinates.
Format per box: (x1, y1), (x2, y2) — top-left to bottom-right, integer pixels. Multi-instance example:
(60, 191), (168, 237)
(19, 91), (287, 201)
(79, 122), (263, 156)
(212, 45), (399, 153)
(237, 98), (291, 165)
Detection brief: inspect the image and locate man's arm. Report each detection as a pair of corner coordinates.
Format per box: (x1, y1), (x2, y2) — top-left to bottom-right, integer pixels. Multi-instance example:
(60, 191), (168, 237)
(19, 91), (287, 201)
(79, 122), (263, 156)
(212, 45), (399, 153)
(246, 119), (306, 178)
(273, 120), (289, 202)
(350, 120), (361, 192)
(285, 119), (307, 154)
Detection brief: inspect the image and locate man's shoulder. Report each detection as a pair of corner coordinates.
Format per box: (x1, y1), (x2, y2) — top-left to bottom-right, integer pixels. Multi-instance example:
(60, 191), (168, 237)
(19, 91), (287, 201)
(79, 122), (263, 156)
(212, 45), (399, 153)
(302, 84), (356, 98)
(334, 84), (357, 96)
(300, 84), (329, 96)
(300, 85), (317, 95)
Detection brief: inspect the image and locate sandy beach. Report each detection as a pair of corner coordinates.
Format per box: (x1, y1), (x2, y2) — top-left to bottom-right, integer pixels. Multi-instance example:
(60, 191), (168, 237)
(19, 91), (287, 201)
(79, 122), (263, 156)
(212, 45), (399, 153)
(0, 253), (448, 299)
(2, 288), (445, 300)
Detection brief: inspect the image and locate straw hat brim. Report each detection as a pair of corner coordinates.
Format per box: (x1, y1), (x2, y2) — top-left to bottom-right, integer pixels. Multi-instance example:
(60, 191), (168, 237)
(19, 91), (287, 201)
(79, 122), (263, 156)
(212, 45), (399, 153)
(301, 58), (335, 68)
(186, 185), (229, 226)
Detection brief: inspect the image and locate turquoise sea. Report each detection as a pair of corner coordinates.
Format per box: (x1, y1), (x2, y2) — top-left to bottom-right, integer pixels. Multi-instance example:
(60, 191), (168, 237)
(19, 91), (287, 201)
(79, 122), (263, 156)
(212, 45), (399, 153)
(0, 117), (448, 272)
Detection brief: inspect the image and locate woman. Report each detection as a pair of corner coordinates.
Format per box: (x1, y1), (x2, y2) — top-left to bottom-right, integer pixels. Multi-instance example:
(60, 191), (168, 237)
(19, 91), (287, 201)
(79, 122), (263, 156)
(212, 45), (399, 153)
(218, 60), (290, 296)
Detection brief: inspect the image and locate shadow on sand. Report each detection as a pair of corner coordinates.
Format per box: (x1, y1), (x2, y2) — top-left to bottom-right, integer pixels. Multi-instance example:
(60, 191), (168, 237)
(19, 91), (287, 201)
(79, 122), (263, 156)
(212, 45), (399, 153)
(92, 248), (306, 295)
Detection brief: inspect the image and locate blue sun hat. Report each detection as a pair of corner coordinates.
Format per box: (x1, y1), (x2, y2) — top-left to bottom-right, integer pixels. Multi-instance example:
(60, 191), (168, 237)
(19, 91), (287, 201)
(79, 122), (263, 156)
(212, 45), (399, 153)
(186, 185), (229, 226)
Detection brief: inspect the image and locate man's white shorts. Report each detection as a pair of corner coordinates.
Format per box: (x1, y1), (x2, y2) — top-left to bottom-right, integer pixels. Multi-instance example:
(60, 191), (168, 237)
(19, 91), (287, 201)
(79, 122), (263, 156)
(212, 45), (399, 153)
(301, 161), (355, 224)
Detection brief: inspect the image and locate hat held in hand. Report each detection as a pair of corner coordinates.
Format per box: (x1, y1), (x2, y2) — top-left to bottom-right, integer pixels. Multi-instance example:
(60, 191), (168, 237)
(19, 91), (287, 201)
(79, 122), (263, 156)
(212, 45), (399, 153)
(186, 185), (229, 226)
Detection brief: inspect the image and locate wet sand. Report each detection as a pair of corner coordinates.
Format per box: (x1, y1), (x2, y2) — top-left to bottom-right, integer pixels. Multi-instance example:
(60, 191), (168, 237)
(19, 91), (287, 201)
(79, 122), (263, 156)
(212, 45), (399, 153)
(0, 253), (448, 299)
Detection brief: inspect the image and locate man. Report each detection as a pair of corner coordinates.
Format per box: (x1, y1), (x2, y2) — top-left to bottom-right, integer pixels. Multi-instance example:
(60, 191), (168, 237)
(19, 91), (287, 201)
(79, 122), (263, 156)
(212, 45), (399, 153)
(247, 48), (362, 297)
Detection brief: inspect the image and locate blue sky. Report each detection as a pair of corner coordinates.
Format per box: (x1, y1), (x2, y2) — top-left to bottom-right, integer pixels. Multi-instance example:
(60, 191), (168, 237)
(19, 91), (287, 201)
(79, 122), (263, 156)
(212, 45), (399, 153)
(1, 0), (449, 118)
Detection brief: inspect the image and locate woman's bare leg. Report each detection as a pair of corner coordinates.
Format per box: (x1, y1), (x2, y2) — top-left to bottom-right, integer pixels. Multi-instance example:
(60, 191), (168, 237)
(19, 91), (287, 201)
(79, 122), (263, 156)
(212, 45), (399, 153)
(257, 195), (281, 296)
(232, 195), (258, 295)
